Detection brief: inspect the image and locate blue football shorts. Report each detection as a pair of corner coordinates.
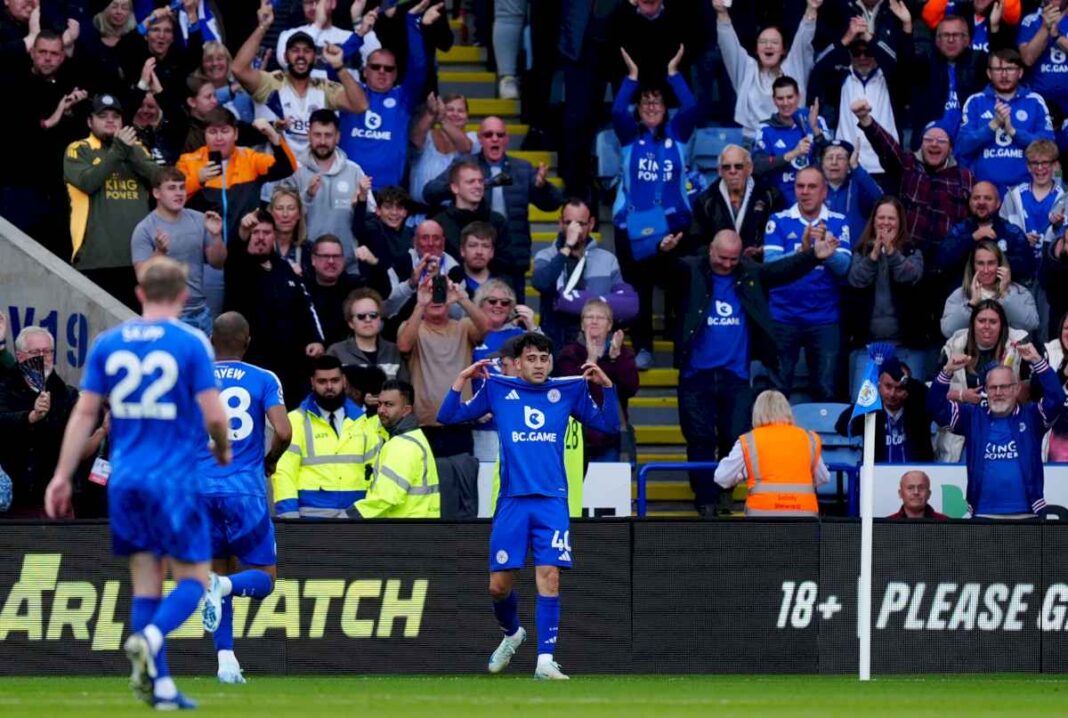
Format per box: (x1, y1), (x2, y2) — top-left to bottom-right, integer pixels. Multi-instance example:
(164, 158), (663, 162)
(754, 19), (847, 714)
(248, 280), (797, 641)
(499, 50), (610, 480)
(202, 493), (277, 567)
(489, 495), (572, 572)
(109, 480), (210, 563)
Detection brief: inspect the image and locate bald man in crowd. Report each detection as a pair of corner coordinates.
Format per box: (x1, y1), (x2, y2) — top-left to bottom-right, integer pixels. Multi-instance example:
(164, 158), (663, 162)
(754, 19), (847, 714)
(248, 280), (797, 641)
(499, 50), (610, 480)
(887, 471), (948, 520)
(671, 228), (842, 516)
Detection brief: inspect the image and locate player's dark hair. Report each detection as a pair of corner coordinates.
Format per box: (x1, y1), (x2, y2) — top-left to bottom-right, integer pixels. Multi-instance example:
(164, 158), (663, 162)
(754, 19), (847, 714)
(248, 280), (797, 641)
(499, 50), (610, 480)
(310, 354), (343, 376)
(381, 378), (415, 406)
(212, 312), (250, 357)
(513, 332), (553, 357)
(309, 108), (340, 129)
(499, 335), (521, 360)
(772, 75), (799, 95)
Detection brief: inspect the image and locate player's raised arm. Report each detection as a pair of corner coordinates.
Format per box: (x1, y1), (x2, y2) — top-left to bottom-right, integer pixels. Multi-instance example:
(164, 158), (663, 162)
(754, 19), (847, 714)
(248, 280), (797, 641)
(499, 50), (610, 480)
(197, 388), (232, 466)
(570, 362), (622, 435)
(44, 391), (104, 518)
(437, 360), (493, 424)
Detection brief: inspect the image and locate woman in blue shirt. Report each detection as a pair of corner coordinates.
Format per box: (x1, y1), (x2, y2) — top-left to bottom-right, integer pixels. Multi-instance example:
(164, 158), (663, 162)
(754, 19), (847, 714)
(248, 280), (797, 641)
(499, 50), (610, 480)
(611, 45), (697, 368)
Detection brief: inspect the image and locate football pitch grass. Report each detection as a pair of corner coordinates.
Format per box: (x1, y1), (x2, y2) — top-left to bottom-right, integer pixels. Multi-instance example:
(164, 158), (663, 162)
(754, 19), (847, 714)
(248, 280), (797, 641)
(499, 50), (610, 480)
(1, 674), (1067, 717)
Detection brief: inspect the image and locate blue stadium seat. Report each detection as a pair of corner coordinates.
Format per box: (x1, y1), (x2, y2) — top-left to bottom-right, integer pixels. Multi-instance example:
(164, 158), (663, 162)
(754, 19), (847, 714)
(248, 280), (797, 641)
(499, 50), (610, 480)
(691, 126), (747, 181)
(595, 129), (622, 189)
(792, 402), (857, 448)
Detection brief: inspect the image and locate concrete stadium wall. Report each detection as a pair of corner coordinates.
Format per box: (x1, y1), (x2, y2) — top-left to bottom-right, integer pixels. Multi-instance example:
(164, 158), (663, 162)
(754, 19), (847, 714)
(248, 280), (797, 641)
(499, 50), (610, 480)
(0, 216), (135, 384)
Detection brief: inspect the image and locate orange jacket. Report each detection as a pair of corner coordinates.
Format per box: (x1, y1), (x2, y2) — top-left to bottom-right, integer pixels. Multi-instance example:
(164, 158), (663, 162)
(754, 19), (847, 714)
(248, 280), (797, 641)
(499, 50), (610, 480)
(740, 425), (821, 517)
(922, 0), (1022, 30)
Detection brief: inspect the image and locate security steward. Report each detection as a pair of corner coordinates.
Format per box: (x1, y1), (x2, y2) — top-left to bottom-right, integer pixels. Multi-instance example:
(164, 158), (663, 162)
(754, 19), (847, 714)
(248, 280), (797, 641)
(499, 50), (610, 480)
(350, 379), (440, 519)
(272, 355), (378, 518)
(712, 389), (829, 517)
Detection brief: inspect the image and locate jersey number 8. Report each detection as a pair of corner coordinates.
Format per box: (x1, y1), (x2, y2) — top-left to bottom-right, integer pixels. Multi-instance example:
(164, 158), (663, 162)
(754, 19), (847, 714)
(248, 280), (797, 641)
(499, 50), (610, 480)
(105, 350), (179, 420)
(220, 386), (255, 442)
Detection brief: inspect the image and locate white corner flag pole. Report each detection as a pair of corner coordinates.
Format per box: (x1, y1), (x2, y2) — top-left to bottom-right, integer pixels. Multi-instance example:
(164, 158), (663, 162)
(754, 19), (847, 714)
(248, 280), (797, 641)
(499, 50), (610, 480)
(858, 410), (876, 681)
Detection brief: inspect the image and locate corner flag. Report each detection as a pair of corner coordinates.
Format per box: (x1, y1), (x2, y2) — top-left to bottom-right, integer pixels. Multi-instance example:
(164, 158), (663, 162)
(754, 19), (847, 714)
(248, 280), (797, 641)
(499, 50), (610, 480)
(849, 342), (895, 424)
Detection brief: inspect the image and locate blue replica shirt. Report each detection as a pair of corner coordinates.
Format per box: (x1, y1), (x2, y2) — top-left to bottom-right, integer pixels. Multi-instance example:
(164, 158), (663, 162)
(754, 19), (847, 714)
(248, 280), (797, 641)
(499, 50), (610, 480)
(763, 205), (852, 326)
(338, 15), (426, 187)
(197, 360), (284, 497)
(957, 85), (1056, 191)
(438, 374), (620, 498)
(753, 112), (829, 205)
(81, 319), (217, 491)
(1018, 11), (1068, 114)
(686, 274), (749, 380)
(1016, 183), (1063, 240)
(975, 417), (1030, 515)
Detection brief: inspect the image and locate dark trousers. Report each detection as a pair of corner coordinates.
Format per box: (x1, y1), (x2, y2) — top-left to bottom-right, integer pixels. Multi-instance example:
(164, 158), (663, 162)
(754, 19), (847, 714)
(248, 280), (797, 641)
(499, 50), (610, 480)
(560, 46), (611, 203)
(771, 321), (842, 401)
(80, 266), (139, 312)
(501, 267), (526, 308)
(423, 424), (474, 459)
(615, 228), (676, 352)
(677, 368), (753, 509)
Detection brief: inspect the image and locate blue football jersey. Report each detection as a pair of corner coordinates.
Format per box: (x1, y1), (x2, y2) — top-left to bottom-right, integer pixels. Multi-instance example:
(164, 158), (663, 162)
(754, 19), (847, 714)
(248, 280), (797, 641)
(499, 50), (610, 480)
(197, 360), (284, 496)
(438, 374), (620, 498)
(81, 319), (217, 490)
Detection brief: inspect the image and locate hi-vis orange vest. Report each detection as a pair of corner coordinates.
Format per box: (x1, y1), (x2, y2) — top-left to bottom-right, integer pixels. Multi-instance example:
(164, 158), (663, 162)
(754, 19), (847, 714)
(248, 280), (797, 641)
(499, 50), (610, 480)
(739, 425), (821, 517)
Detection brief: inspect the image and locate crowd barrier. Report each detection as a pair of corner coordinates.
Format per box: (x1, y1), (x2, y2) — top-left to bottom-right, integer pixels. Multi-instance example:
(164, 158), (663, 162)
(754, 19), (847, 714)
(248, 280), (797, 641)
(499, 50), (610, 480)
(4, 519), (1068, 674)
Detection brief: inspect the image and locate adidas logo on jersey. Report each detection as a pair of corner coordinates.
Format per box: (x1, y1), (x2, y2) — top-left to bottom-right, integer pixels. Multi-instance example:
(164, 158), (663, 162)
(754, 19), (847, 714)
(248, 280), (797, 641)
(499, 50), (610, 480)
(505, 390), (520, 400)
(774, 139), (787, 149)
(981, 110), (994, 120)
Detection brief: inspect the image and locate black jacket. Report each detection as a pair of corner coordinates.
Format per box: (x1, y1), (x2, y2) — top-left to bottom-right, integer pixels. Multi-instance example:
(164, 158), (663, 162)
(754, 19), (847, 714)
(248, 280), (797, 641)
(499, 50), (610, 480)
(0, 368), (80, 512)
(690, 178), (782, 251)
(423, 152), (564, 266)
(673, 250), (821, 372)
(908, 46), (987, 149)
(432, 205), (513, 271)
(835, 379), (935, 463)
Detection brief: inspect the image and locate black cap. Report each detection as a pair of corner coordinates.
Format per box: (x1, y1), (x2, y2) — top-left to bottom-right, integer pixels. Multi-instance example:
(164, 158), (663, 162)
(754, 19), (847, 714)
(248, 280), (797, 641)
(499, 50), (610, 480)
(285, 31), (316, 52)
(90, 94), (123, 116)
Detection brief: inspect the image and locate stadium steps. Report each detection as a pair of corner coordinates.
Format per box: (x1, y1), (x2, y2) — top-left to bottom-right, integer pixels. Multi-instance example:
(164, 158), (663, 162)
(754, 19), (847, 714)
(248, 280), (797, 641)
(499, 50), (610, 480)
(439, 29), (697, 517)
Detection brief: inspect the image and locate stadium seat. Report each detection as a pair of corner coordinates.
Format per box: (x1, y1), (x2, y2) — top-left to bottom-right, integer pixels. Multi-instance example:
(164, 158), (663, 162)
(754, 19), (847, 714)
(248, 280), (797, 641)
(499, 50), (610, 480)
(792, 402), (857, 448)
(691, 126), (746, 181)
(595, 128), (622, 190)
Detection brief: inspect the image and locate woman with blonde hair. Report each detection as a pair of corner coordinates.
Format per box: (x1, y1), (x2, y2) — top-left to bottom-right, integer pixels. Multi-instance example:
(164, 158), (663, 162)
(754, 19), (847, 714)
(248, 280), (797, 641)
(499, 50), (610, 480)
(268, 187), (309, 276)
(713, 389), (829, 517)
(409, 93), (478, 205)
(195, 41), (254, 123)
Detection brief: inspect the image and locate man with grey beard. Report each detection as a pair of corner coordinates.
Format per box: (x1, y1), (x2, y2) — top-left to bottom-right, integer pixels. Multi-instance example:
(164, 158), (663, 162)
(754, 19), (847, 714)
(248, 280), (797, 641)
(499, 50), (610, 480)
(929, 343), (1066, 519)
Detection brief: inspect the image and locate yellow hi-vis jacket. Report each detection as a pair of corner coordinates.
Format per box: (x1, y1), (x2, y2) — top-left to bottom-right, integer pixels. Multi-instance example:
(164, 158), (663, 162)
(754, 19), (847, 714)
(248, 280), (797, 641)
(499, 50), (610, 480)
(272, 395), (379, 518)
(356, 421), (440, 519)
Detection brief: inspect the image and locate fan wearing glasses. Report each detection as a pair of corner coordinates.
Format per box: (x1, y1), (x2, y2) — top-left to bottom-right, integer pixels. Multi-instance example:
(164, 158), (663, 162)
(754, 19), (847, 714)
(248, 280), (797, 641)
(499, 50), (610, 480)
(691, 144), (779, 256)
(0, 326), (98, 518)
(338, 1), (443, 188)
(327, 287), (410, 384)
(908, 15), (986, 146)
(306, 234), (390, 347)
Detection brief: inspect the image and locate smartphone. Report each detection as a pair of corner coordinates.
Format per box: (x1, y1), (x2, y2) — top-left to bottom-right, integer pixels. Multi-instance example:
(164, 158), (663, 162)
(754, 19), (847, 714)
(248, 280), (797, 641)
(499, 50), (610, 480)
(208, 151), (222, 166)
(431, 275), (448, 304)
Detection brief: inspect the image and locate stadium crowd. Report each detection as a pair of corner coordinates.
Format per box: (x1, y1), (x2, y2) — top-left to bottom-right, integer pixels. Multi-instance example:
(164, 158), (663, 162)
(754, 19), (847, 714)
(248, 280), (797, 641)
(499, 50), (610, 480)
(3, 0), (1068, 521)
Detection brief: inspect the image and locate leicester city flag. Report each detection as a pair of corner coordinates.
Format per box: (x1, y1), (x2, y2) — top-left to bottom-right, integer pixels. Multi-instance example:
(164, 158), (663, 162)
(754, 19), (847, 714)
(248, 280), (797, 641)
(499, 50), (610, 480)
(850, 342), (895, 424)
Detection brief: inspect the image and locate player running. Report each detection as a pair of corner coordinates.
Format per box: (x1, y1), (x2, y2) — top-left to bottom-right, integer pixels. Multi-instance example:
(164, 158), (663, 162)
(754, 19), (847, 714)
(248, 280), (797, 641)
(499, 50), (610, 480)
(437, 331), (620, 680)
(197, 312), (292, 684)
(45, 256), (231, 709)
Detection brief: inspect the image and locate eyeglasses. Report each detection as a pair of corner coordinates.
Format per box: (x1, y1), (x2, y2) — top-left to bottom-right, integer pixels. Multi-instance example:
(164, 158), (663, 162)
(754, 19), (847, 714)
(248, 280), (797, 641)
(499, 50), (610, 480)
(923, 136), (950, 145)
(353, 311), (380, 321)
(987, 383), (1018, 394)
(368, 63), (396, 72)
(19, 349), (51, 358)
(1028, 160), (1054, 168)
(937, 32), (967, 40)
(640, 99), (665, 107)
(721, 163), (746, 171)
(989, 65), (1021, 74)
(314, 253), (343, 261)
(483, 297), (514, 307)
(850, 47), (874, 58)
(481, 131), (506, 138)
